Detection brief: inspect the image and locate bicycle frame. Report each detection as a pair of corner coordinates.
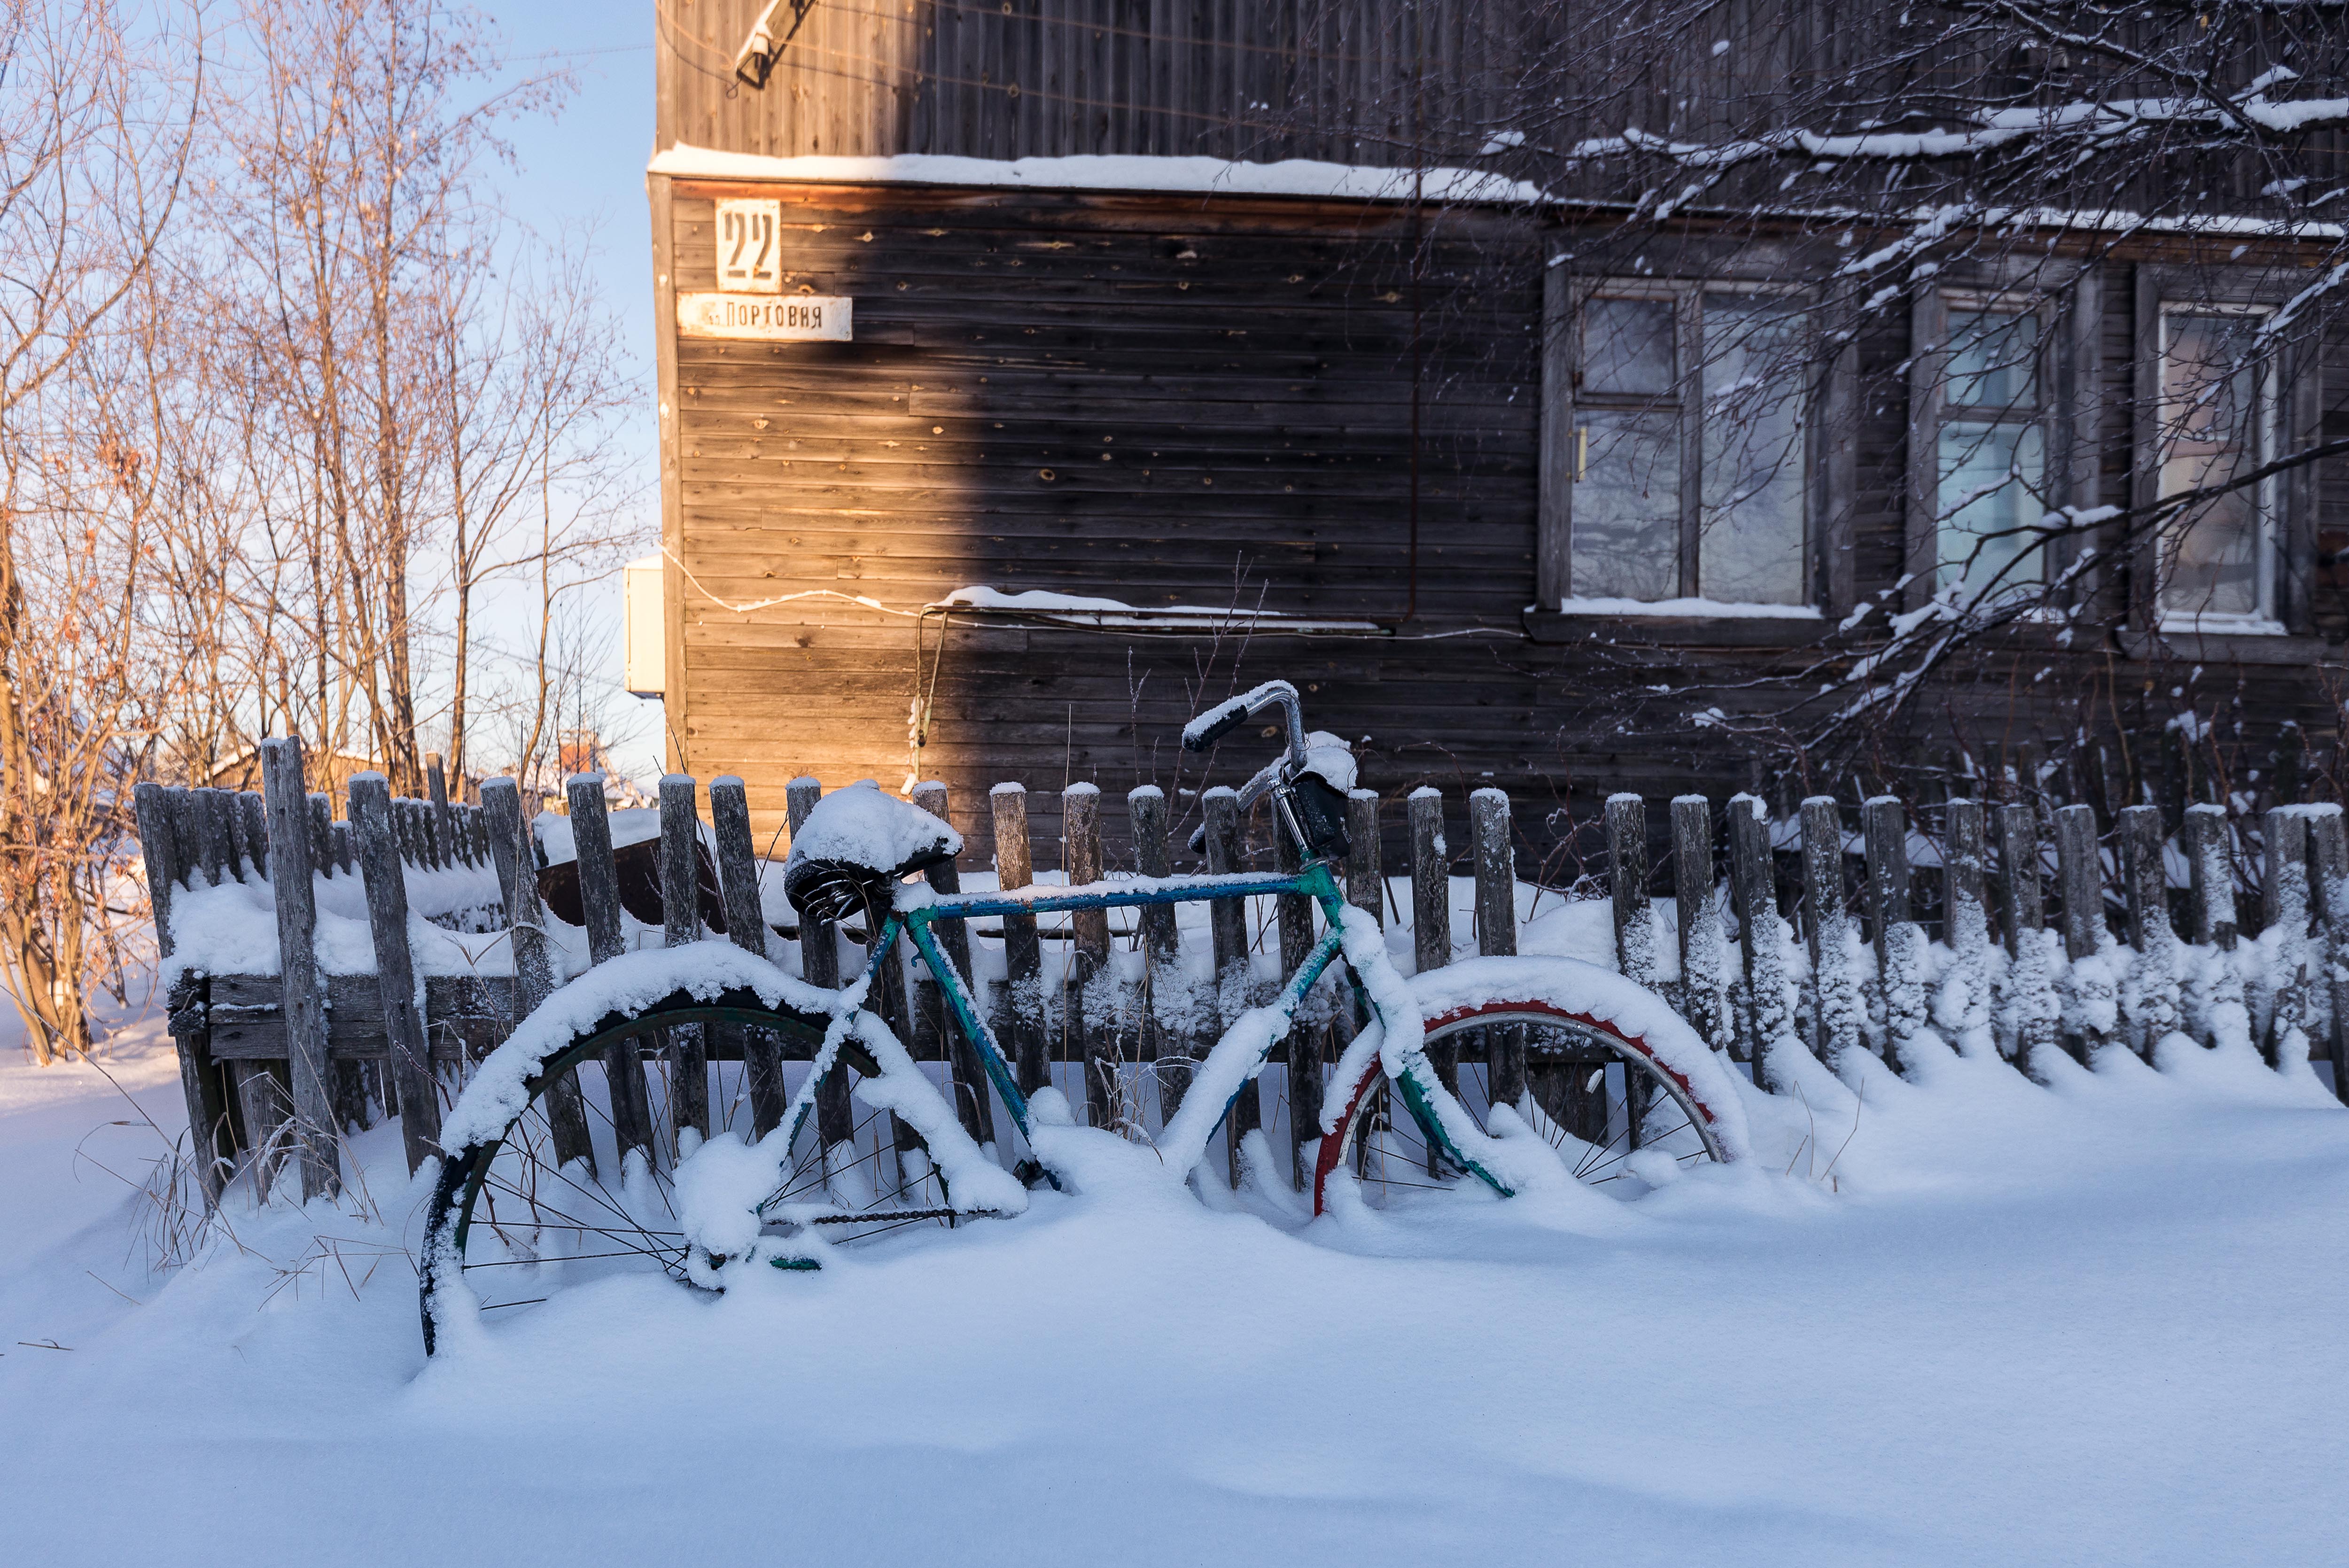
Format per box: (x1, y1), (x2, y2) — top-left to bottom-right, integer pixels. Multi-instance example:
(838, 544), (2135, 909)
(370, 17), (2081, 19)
(772, 854), (1508, 1199)
(891, 860), (1353, 1147)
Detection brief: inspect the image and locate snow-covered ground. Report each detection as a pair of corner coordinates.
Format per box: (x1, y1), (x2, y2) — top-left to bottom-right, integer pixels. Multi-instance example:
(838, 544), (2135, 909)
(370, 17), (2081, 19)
(3, 988), (2347, 1565)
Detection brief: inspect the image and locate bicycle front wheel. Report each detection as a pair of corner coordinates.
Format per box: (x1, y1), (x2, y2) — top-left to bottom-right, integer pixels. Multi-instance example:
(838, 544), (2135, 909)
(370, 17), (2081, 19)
(1314, 957), (1741, 1215)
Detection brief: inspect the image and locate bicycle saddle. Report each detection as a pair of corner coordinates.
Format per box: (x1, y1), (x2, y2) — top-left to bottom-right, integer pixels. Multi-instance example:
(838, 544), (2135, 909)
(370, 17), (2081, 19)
(783, 780), (963, 926)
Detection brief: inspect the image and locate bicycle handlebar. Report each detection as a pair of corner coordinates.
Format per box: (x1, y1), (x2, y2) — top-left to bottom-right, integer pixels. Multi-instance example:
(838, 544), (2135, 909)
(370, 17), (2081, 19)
(1182, 680), (1307, 764)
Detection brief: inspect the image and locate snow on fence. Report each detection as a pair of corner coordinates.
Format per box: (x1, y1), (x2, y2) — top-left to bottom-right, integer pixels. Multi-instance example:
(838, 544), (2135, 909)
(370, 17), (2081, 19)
(134, 738), (2349, 1209)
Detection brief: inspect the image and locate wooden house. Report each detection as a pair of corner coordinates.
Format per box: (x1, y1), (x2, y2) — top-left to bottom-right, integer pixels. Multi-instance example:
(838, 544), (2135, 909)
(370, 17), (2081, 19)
(646, 2), (2349, 868)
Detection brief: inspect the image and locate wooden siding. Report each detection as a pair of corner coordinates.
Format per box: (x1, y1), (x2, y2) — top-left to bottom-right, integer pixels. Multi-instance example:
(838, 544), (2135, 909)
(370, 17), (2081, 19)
(659, 177), (2349, 874)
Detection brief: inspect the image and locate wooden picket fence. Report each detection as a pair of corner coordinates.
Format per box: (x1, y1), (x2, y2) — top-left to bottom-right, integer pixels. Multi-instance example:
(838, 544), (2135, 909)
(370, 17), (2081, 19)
(137, 740), (2349, 1210)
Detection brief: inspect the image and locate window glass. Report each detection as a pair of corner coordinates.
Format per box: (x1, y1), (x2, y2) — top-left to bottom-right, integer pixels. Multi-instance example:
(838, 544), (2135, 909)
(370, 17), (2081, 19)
(1699, 294), (1807, 605)
(2158, 311), (2271, 621)
(1937, 420), (2047, 601)
(1580, 298), (1675, 396)
(1571, 407), (1681, 599)
(1945, 310), (2040, 410)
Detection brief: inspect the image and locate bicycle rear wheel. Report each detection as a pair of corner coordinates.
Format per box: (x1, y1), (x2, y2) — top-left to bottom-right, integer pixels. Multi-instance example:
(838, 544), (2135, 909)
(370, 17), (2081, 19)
(1314, 976), (1737, 1215)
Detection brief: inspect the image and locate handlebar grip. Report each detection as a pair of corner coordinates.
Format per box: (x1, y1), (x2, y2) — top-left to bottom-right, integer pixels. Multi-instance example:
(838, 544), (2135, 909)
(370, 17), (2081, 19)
(1182, 704), (1250, 753)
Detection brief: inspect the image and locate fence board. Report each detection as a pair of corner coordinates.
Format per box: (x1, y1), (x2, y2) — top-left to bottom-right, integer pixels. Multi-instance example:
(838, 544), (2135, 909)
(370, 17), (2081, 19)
(133, 782), (232, 1205)
(569, 775), (657, 1165)
(916, 780), (995, 1146)
(260, 738), (338, 1200)
(350, 773), (440, 1173)
(661, 775), (714, 1150)
(1202, 785), (1258, 1180)
(991, 782), (1050, 1095)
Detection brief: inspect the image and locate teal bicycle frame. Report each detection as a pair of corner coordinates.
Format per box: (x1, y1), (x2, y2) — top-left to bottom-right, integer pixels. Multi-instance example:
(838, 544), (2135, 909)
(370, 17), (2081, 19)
(775, 855), (1505, 1193)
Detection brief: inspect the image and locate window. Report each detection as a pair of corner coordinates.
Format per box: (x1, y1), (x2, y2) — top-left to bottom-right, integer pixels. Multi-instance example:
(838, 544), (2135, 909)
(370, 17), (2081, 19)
(2155, 304), (2277, 627)
(1561, 286), (1810, 606)
(1933, 301), (2049, 603)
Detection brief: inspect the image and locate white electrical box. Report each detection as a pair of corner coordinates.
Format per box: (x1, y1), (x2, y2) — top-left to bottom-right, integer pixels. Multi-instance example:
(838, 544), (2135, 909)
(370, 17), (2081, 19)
(623, 555), (666, 698)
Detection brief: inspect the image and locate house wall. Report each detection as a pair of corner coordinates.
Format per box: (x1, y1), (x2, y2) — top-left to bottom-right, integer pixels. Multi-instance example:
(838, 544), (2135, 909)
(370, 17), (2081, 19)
(658, 173), (2349, 873)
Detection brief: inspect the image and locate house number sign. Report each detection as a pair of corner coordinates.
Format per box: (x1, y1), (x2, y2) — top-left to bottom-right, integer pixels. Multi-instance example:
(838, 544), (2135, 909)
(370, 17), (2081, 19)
(681, 198), (853, 341)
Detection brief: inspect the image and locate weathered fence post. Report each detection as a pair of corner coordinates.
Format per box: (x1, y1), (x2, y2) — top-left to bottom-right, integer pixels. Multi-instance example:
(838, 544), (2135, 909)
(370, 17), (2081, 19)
(989, 783), (1048, 1097)
(1863, 795), (1925, 1071)
(205, 790), (288, 1183)
(1471, 788), (1525, 1110)
(2305, 805), (2349, 1103)
(1127, 784), (1188, 1120)
(1999, 802), (2059, 1071)
(238, 793), (269, 878)
(208, 788), (243, 880)
(706, 775), (783, 1139)
(426, 753), (453, 866)
(1728, 794), (1778, 1079)
(2054, 802), (2112, 1061)
(660, 775), (712, 1152)
(1673, 796), (1730, 1053)
(389, 798), (414, 869)
(1999, 803), (2046, 953)
(1345, 791), (1383, 927)
(1332, 787), (1382, 1075)
(168, 788), (207, 885)
(134, 783), (232, 1205)
(1801, 796), (1861, 1069)
(915, 781), (993, 1148)
(349, 773), (441, 1173)
(1201, 785), (1258, 1180)
(2263, 806), (2313, 1069)
(1273, 800), (1321, 1187)
(260, 738), (339, 1201)
(410, 796), (436, 870)
(484, 776), (591, 1166)
(2118, 805), (2164, 954)
(1062, 783), (1116, 1132)
(1407, 786), (1456, 1113)
(2184, 802), (2238, 950)
(568, 773), (657, 1166)
(2117, 802), (2178, 1058)
(306, 792), (333, 880)
(1606, 794), (1656, 986)
(1941, 799), (1993, 1056)
(2055, 804), (2103, 961)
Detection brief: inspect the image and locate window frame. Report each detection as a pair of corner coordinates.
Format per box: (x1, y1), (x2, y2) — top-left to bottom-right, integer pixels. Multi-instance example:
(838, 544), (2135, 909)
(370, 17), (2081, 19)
(2131, 264), (2320, 639)
(1929, 287), (2058, 603)
(1904, 272), (2104, 614)
(2148, 298), (2281, 632)
(1539, 272), (1826, 613)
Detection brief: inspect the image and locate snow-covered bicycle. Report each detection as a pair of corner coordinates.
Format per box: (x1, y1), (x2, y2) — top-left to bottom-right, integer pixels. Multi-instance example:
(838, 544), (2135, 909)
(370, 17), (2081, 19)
(419, 681), (1746, 1353)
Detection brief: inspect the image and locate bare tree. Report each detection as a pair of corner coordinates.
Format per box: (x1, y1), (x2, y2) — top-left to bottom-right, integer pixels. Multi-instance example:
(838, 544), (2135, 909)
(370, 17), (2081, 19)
(433, 223), (639, 785)
(0, 0), (203, 1059)
(207, 0), (575, 793)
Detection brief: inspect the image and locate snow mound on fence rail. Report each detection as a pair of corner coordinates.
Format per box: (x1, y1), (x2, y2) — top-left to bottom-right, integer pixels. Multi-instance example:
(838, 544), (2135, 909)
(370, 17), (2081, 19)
(1408, 954), (1753, 1162)
(531, 806), (662, 866)
(163, 866), (515, 982)
(439, 944), (835, 1152)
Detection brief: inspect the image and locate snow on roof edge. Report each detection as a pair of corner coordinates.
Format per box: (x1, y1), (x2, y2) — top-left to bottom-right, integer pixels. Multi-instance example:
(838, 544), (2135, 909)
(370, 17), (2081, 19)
(647, 145), (1551, 205)
(650, 145), (2344, 242)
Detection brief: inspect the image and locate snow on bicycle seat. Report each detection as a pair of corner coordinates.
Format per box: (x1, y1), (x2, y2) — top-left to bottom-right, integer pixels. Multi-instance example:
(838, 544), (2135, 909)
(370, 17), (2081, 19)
(783, 780), (964, 925)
